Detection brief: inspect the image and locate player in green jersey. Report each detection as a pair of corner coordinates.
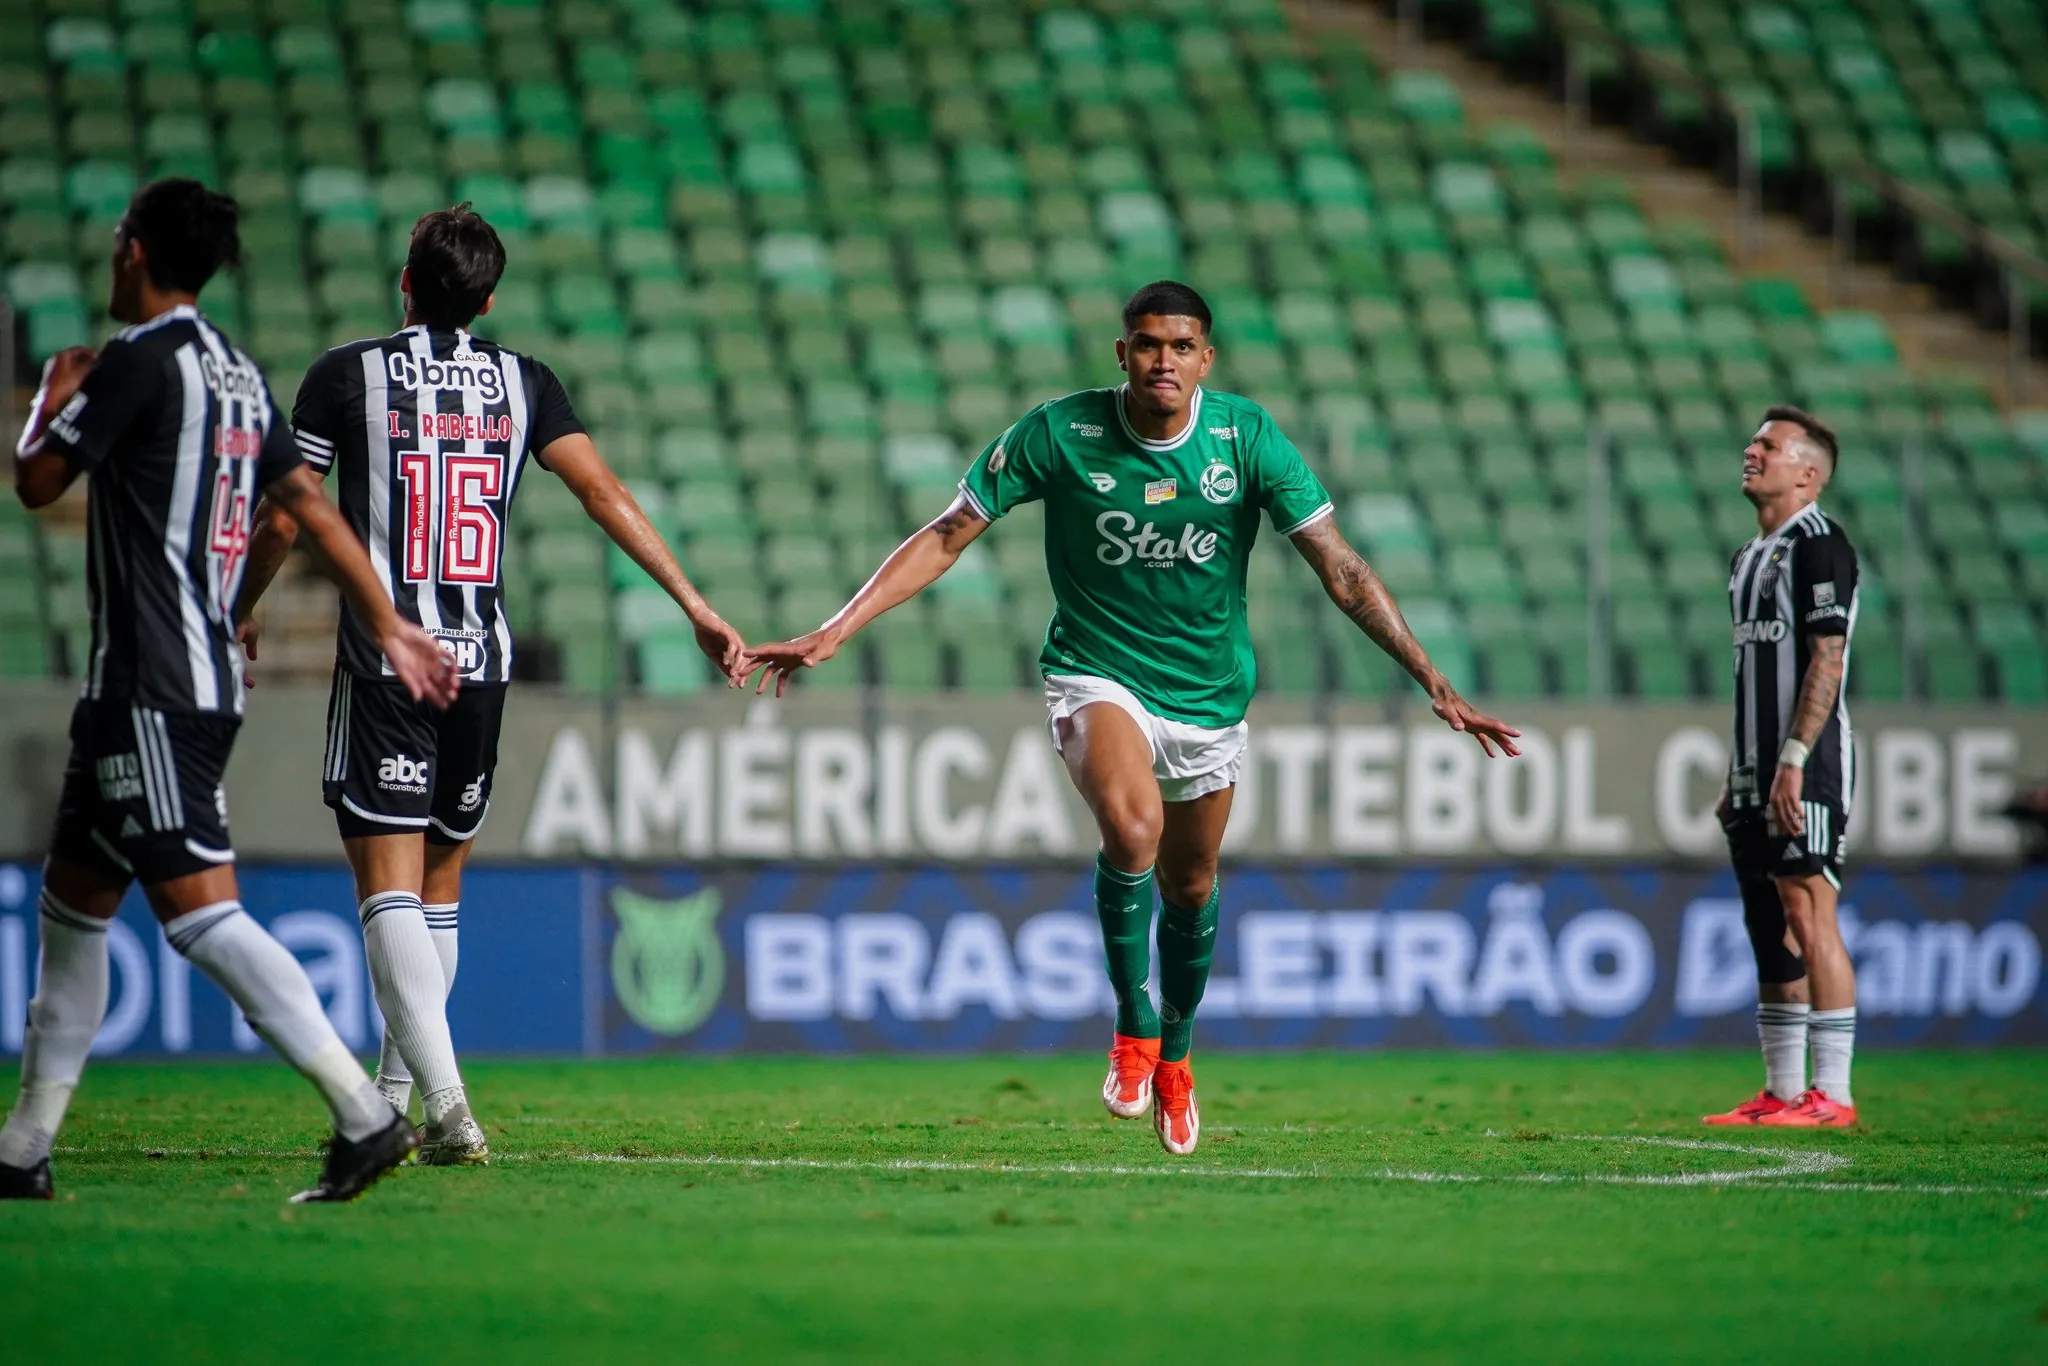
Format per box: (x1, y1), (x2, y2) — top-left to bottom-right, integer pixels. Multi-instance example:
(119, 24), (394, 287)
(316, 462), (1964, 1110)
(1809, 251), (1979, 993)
(743, 282), (1521, 1154)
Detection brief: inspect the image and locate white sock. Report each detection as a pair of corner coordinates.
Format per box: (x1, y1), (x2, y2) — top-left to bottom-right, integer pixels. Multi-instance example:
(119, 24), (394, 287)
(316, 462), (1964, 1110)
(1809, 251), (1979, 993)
(0, 891), (110, 1168)
(164, 901), (389, 1142)
(1809, 1007), (1856, 1106)
(424, 900), (459, 991)
(1756, 1002), (1809, 1102)
(373, 902), (458, 1114)
(360, 891), (465, 1126)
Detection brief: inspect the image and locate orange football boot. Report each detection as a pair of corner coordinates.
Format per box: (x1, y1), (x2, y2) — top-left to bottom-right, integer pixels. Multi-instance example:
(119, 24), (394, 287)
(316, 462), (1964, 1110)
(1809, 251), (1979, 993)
(1101, 1033), (1161, 1119)
(1152, 1057), (1199, 1155)
(1756, 1089), (1858, 1127)
(1702, 1090), (1794, 1125)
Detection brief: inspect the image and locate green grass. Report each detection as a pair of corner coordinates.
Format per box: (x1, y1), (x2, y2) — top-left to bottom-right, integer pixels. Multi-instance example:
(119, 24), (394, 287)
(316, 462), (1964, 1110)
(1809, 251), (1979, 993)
(5, 1052), (2047, 1364)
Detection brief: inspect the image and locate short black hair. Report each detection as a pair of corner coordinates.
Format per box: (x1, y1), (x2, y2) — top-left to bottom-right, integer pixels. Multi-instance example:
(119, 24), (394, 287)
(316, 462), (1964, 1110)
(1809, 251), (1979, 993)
(121, 178), (240, 294)
(406, 203), (507, 328)
(1122, 280), (1212, 336)
(1760, 404), (1839, 471)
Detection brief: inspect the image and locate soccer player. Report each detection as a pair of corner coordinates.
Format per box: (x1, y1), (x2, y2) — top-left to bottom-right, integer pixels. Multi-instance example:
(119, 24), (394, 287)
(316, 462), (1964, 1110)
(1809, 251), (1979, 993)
(1, 179), (460, 1202)
(743, 282), (1520, 1154)
(1704, 407), (1860, 1128)
(233, 204), (747, 1165)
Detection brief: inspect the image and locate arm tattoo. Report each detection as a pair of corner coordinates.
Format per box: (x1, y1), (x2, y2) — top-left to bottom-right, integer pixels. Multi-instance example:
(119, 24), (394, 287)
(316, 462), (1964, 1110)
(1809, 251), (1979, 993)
(1295, 522), (1438, 689)
(928, 500), (986, 546)
(1787, 635), (1847, 747)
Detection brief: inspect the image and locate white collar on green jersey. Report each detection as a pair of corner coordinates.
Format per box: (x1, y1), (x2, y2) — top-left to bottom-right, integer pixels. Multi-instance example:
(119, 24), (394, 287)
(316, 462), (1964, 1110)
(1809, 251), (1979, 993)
(1114, 384), (1205, 452)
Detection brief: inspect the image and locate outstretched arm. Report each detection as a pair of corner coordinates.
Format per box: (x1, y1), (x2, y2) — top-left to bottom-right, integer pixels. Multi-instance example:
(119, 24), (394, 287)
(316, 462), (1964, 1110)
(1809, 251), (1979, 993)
(1290, 515), (1521, 757)
(264, 463), (459, 706)
(742, 493), (990, 696)
(231, 495), (301, 664)
(542, 431), (747, 684)
(1767, 635), (1846, 838)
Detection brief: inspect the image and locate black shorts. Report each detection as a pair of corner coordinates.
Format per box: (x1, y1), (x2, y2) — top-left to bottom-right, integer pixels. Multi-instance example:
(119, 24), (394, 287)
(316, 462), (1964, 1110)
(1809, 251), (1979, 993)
(322, 668), (506, 844)
(1726, 799), (1849, 887)
(49, 700), (238, 884)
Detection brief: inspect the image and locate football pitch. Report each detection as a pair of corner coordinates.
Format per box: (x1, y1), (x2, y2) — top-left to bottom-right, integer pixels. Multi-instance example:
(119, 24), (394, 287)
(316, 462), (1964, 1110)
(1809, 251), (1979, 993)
(5, 1051), (2044, 1364)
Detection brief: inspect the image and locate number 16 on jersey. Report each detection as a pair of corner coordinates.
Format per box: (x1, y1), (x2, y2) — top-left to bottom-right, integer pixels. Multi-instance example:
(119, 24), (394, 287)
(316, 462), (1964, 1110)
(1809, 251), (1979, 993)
(397, 449), (503, 585)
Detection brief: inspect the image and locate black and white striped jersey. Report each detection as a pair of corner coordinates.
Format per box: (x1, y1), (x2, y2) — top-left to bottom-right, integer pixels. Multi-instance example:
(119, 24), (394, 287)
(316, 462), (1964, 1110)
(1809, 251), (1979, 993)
(1726, 503), (1859, 810)
(38, 304), (301, 716)
(290, 326), (584, 683)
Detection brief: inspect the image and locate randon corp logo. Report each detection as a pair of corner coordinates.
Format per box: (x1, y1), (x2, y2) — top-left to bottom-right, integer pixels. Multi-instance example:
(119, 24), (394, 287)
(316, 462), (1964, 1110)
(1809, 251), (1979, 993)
(386, 351), (505, 402)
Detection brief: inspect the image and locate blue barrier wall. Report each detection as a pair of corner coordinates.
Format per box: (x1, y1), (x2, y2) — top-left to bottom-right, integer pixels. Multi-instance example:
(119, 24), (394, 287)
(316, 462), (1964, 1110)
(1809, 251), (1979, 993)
(0, 861), (2040, 1055)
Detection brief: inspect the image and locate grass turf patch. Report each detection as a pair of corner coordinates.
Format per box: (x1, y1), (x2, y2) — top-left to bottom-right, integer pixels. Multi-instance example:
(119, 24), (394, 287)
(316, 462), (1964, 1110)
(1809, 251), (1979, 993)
(5, 1050), (2046, 1364)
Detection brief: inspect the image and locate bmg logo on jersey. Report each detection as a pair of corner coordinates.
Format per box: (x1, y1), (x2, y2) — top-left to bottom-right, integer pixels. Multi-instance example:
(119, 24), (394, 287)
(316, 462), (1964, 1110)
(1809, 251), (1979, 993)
(377, 754), (431, 795)
(198, 352), (265, 403)
(386, 351), (505, 402)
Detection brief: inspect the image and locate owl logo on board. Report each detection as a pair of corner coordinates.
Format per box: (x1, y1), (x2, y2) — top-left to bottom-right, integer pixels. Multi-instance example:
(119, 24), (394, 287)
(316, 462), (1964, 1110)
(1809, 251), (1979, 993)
(610, 887), (725, 1037)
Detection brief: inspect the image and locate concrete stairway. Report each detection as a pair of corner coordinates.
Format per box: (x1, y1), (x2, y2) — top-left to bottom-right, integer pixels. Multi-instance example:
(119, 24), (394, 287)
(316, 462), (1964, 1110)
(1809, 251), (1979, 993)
(1290, 0), (2048, 414)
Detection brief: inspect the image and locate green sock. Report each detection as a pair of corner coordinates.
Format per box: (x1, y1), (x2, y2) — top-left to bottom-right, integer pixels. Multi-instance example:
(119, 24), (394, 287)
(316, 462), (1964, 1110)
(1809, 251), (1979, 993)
(1095, 854), (1159, 1039)
(1157, 877), (1219, 1063)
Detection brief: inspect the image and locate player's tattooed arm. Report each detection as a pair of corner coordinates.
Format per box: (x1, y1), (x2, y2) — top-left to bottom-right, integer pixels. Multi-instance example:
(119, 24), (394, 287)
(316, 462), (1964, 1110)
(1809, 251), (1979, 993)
(1786, 635), (1847, 747)
(1767, 635), (1847, 838)
(742, 493), (991, 696)
(1291, 517), (1522, 758)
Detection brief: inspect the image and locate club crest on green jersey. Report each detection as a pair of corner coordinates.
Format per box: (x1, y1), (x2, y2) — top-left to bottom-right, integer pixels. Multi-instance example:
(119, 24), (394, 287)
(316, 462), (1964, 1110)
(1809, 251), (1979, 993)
(610, 886), (725, 1036)
(1199, 462), (1239, 504)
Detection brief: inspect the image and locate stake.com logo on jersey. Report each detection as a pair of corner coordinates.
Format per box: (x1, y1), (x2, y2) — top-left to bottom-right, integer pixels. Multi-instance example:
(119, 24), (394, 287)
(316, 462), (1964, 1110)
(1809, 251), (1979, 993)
(1094, 510), (1219, 567)
(385, 351), (505, 402)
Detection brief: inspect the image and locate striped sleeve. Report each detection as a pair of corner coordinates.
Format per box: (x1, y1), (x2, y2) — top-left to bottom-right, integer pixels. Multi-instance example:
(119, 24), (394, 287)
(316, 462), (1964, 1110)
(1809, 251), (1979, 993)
(294, 428), (335, 472)
(289, 346), (353, 476)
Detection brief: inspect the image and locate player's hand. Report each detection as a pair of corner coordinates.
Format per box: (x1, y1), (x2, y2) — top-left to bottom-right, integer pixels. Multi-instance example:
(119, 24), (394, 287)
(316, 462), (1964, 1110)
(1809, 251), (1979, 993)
(36, 346), (97, 413)
(1769, 762), (1806, 837)
(381, 621), (462, 709)
(741, 629), (841, 698)
(232, 613), (260, 686)
(1430, 684), (1521, 758)
(688, 609), (748, 686)
(1714, 779), (1733, 826)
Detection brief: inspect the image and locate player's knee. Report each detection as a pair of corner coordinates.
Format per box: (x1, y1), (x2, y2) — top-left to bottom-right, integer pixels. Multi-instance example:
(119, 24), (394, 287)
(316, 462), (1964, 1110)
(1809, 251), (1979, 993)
(1160, 868), (1215, 911)
(1095, 806), (1161, 870)
(1742, 886), (1805, 984)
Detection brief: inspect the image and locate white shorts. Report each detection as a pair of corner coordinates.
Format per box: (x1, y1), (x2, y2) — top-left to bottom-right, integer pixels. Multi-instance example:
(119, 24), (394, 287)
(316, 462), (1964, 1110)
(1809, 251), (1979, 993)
(1043, 673), (1248, 804)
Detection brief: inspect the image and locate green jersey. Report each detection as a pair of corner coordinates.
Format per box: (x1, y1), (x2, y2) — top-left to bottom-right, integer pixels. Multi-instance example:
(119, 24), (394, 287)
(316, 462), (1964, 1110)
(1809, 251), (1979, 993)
(958, 385), (1333, 729)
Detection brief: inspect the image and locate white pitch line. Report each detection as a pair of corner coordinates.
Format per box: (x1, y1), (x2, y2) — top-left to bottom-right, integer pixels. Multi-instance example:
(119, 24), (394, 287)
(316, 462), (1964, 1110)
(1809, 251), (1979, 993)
(51, 1139), (2042, 1198)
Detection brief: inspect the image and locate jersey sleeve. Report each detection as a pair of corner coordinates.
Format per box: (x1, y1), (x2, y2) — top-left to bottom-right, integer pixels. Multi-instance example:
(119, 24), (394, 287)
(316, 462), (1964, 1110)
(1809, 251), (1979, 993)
(1247, 407), (1333, 535)
(957, 407), (1053, 521)
(1793, 534), (1857, 637)
(39, 339), (162, 474)
(288, 347), (353, 475)
(525, 360), (587, 464)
